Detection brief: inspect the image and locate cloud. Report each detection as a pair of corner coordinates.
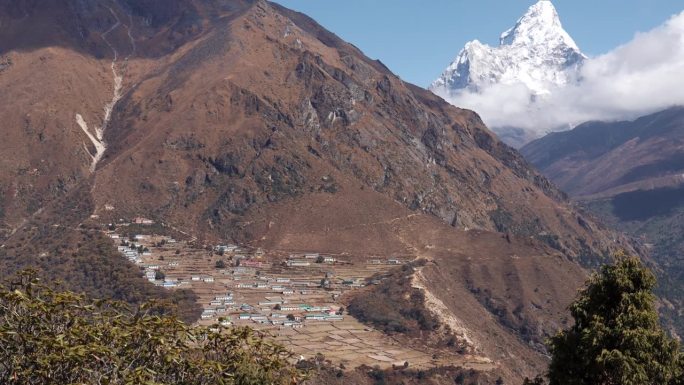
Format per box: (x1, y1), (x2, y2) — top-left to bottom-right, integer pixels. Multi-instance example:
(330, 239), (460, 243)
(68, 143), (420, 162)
(441, 11), (684, 140)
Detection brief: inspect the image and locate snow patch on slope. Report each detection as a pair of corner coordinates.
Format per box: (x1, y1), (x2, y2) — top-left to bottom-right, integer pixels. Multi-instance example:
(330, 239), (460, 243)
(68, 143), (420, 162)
(76, 5), (135, 172)
(76, 113), (107, 172)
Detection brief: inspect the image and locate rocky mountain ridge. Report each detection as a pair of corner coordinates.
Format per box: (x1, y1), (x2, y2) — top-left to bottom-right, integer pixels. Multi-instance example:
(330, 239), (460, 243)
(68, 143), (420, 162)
(0, 0), (625, 262)
(521, 106), (684, 199)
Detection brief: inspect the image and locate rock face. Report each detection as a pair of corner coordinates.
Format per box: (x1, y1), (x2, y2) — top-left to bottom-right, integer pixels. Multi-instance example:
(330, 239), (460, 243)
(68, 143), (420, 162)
(431, 0), (585, 97)
(0, 0), (634, 382)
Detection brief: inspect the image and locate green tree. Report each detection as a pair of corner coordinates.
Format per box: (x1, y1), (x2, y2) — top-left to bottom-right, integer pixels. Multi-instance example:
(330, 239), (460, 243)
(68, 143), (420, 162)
(547, 254), (681, 385)
(0, 271), (301, 385)
(155, 270), (166, 281)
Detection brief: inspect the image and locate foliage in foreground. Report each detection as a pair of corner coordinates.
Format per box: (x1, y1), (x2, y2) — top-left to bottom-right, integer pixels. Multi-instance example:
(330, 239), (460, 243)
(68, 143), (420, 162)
(0, 271), (301, 385)
(525, 253), (683, 385)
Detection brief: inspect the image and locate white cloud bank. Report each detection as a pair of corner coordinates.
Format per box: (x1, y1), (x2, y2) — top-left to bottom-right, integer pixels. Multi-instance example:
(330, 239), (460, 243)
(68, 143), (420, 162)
(444, 11), (684, 139)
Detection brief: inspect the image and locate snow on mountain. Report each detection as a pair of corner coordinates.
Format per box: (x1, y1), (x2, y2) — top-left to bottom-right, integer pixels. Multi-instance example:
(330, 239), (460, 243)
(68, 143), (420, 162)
(430, 0), (585, 98)
(429, 2), (684, 148)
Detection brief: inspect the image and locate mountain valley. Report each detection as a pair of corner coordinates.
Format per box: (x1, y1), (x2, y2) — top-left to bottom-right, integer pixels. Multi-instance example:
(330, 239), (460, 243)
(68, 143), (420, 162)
(521, 106), (684, 334)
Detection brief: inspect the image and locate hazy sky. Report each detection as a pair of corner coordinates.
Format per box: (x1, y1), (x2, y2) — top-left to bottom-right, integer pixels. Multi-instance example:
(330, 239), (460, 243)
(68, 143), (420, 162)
(274, 0), (684, 87)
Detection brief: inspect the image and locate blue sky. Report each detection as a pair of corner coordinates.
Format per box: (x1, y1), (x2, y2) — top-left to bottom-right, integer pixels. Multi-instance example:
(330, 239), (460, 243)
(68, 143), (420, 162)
(273, 0), (684, 87)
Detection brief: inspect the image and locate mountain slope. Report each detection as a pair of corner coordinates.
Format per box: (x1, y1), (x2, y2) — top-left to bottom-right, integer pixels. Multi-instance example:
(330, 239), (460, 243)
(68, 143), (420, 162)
(521, 107), (684, 199)
(521, 106), (684, 334)
(92, 1), (620, 263)
(0, 0), (624, 261)
(0, 0), (635, 382)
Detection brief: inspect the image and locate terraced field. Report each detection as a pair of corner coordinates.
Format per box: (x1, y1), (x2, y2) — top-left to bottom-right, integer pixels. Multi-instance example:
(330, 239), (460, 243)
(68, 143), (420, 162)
(108, 227), (493, 370)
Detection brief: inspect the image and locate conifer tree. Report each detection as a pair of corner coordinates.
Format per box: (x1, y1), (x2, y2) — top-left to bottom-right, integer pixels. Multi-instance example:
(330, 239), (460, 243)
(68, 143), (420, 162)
(547, 253), (681, 385)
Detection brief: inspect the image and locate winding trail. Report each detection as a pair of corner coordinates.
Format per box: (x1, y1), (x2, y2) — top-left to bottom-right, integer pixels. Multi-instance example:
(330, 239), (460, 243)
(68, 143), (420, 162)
(76, 4), (135, 173)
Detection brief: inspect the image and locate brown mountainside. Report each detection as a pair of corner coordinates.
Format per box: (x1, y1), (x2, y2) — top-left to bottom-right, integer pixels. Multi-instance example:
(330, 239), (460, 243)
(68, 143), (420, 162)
(1, 0), (623, 259)
(521, 107), (684, 200)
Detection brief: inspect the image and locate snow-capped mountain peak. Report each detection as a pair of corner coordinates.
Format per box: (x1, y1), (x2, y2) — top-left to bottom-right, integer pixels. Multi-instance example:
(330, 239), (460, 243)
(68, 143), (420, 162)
(500, 1), (579, 50)
(430, 0), (585, 97)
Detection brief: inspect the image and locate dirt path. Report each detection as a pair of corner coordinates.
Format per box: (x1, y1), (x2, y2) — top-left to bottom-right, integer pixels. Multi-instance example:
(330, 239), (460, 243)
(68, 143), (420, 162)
(411, 266), (479, 349)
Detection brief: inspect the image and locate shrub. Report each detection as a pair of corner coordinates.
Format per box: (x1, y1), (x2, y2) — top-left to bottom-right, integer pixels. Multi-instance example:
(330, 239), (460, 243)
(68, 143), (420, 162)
(0, 271), (301, 385)
(154, 270), (165, 281)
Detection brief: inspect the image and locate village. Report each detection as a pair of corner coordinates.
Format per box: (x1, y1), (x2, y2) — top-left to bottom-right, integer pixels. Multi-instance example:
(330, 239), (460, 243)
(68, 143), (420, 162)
(105, 218), (492, 370)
